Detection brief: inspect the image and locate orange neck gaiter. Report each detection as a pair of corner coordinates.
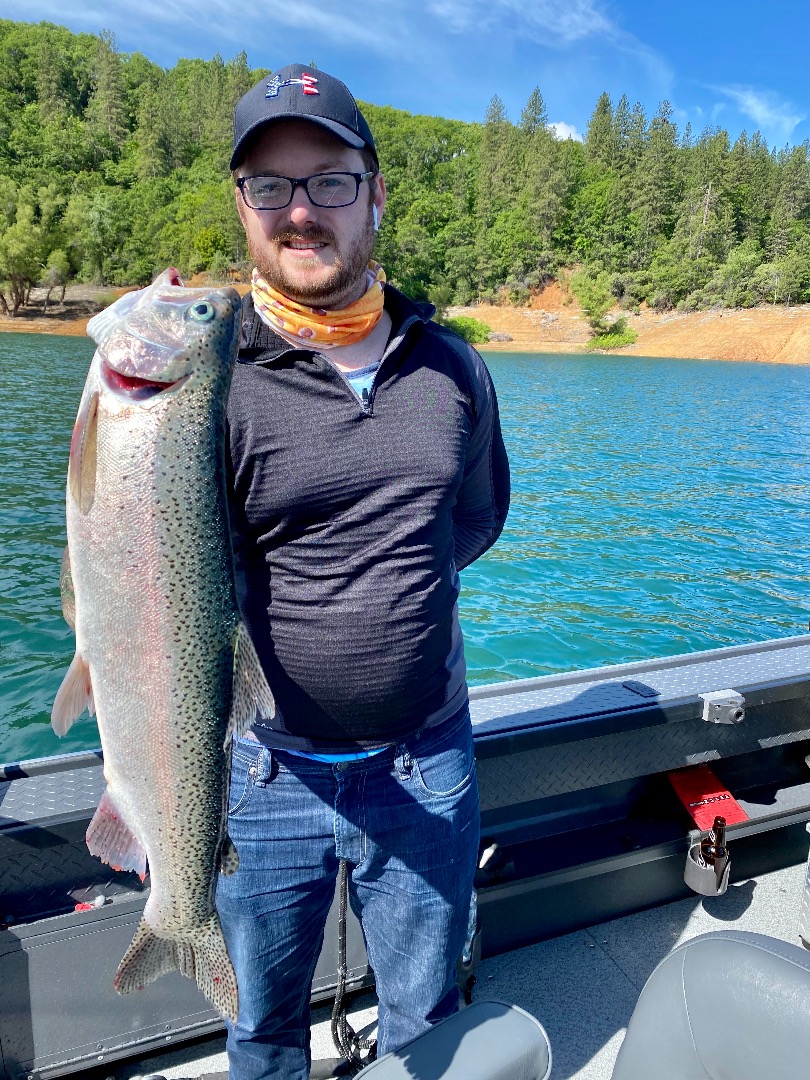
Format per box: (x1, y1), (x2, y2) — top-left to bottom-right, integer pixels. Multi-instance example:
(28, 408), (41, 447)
(251, 262), (386, 348)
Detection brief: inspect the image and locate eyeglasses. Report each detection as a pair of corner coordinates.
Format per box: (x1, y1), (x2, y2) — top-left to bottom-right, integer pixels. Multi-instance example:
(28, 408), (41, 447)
(237, 171), (375, 210)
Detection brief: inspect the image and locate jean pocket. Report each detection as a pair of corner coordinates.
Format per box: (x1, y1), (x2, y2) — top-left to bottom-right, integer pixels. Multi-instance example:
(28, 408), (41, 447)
(410, 718), (475, 798)
(228, 747), (260, 817)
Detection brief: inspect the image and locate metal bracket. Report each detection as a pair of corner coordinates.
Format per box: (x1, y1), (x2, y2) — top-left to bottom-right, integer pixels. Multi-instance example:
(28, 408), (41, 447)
(699, 689), (745, 725)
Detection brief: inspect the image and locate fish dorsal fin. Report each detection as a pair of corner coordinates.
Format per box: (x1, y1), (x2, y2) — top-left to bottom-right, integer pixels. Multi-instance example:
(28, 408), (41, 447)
(51, 652), (95, 736)
(228, 622), (275, 743)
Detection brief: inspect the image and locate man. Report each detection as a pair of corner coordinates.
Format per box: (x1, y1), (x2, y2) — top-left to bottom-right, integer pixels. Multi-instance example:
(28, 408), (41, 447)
(217, 63), (510, 1080)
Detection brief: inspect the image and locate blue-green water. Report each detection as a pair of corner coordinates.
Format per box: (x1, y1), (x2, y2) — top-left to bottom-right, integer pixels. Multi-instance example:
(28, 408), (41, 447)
(1, 335), (809, 763)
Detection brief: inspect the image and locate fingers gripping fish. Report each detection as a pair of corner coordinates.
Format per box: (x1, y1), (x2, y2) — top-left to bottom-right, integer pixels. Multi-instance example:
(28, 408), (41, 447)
(51, 270), (274, 1023)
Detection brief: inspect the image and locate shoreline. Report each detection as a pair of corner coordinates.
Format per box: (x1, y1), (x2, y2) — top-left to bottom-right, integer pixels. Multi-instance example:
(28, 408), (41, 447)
(452, 289), (810, 365)
(3, 284), (810, 365)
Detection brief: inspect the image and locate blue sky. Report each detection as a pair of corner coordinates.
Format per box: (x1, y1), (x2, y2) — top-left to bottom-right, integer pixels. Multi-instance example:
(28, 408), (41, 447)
(7, 1), (809, 148)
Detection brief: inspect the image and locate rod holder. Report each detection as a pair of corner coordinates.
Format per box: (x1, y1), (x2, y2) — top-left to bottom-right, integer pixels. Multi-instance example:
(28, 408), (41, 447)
(684, 841), (730, 896)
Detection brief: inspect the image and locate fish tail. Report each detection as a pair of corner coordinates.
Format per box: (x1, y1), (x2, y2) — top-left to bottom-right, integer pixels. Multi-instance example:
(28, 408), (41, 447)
(114, 913), (238, 1023)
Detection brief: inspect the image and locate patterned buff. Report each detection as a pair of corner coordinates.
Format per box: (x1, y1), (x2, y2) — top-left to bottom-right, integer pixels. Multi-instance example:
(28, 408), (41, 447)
(251, 262), (386, 348)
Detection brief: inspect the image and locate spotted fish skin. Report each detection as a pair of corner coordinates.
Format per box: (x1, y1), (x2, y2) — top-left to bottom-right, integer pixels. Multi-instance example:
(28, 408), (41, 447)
(51, 270), (274, 1022)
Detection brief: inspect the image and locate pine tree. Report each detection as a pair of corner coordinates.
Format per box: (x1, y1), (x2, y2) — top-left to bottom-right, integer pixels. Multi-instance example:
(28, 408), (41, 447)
(768, 143), (810, 258)
(520, 87), (548, 135)
(85, 29), (128, 157)
(474, 95), (520, 289)
(629, 100), (680, 268)
(585, 92), (616, 168)
(477, 95), (514, 215)
(134, 82), (172, 178)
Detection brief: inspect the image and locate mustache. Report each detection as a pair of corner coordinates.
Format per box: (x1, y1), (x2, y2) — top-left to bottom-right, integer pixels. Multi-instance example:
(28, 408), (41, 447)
(273, 228), (337, 245)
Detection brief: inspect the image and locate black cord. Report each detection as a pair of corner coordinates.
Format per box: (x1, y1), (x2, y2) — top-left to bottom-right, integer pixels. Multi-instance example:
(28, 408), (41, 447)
(329, 859), (377, 1075)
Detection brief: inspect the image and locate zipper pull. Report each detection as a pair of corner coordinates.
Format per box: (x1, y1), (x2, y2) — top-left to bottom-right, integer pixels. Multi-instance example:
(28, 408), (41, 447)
(361, 387), (370, 409)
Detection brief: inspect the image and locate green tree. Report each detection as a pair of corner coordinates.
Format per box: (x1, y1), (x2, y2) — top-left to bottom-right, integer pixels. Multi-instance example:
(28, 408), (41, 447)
(0, 198), (44, 314)
(585, 92), (616, 169)
(0, 18), (808, 313)
(475, 95), (522, 290)
(42, 247), (70, 308)
(570, 268), (614, 332)
(753, 234), (810, 304)
(520, 87), (548, 136)
(64, 184), (130, 283)
(702, 237), (763, 307)
(134, 80), (174, 178)
(767, 143), (810, 258)
(629, 101), (680, 268)
(85, 29), (128, 159)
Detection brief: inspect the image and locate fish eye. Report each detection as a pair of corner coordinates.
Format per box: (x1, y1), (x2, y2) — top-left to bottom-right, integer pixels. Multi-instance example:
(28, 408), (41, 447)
(188, 301), (215, 322)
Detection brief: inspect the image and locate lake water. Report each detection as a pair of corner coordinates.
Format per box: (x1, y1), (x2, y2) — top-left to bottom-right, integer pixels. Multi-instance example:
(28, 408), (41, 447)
(1, 334), (809, 763)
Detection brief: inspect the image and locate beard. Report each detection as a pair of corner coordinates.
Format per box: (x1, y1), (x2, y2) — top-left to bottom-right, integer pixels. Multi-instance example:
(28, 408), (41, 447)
(248, 214), (376, 310)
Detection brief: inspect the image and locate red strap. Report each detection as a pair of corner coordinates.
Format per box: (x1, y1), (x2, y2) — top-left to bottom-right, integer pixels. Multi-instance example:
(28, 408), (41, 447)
(668, 765), (749, 830)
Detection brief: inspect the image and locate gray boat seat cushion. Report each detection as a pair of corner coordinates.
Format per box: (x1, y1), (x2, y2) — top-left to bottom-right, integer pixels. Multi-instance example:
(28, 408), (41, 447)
(359, 1000), (551, 1080)
(611, 930), (810, 1080)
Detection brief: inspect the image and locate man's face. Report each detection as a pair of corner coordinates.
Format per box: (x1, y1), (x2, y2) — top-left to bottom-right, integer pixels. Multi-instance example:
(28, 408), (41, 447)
(235, 120), (386, 310)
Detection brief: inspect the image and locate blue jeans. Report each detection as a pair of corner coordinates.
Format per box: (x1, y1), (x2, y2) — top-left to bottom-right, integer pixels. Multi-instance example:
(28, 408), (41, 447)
(216, 704), (480, 1080)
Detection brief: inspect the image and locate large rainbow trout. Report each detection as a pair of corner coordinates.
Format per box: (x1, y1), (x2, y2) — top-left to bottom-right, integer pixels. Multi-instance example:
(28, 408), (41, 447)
(51, 270), (274, 1022)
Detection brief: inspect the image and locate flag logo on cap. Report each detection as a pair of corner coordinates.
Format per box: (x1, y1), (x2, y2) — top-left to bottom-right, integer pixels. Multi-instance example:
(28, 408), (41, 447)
(266, 74), (319, 98)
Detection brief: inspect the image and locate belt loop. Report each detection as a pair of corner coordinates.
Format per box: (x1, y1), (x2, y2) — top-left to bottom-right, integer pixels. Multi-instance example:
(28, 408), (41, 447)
(394, 745), (412, 780)
(254, 747), (273, 786)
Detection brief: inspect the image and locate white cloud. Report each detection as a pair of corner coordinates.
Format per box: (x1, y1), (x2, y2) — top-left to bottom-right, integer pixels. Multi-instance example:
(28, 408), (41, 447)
(714, 85), (804, 141)
(549, 120), (582, 141)
(11, 0), (675, 98)
(710, 102), (727, 124)
(7, 0), (415, 58)
(426, 0), (612, 43)
(11, 0), (675, 124)
(13, 0), (618, 55)
(425, 0), (672, 92)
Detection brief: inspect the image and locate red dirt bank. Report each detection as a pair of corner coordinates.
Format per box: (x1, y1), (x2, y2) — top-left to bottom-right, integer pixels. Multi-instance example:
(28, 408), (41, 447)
(3, 281), (809, 364)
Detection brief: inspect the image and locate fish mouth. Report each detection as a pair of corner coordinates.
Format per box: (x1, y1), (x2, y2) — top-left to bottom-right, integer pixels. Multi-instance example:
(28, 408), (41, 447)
(100, 358), (188, 401)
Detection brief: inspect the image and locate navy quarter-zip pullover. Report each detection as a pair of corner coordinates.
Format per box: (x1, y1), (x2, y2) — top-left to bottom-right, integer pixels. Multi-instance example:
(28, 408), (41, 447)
(227, 284), (510, 753)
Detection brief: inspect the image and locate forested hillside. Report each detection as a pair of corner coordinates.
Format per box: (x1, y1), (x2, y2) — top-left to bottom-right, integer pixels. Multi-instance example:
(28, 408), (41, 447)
(2, 19), (810, 317)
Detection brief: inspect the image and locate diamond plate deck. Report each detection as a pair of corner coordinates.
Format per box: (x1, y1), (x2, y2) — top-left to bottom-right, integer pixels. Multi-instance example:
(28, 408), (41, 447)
(0, 765), (105, 826)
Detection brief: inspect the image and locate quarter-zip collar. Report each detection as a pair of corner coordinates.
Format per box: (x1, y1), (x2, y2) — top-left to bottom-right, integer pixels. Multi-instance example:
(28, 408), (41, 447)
(238, 283), (435, 367)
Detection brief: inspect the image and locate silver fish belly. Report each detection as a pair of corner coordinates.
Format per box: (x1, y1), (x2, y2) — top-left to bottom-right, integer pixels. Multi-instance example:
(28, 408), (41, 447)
(51, 270), (274, 1022)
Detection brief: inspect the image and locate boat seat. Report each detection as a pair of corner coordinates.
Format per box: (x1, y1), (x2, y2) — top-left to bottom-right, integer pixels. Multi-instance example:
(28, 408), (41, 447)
(612, 930), (810, 1080)
(357, 999), (551, 1080)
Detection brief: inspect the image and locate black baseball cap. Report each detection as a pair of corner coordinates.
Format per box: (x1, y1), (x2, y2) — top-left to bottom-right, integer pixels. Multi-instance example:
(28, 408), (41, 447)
(231, 64), (377, 171)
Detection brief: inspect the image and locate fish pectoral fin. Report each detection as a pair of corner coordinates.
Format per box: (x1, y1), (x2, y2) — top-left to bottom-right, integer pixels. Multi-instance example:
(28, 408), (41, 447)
(68, 389), (99, 514)
(220, 834), (240, 876)
(114, 912), (239, 1024)
(51, 652), (95, 736)
(86, 788), (148, 880)
(59, 546), (76, 631)
(228, 621), (275, 743)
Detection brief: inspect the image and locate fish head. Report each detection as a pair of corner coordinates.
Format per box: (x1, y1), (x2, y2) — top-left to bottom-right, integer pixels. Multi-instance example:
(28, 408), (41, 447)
(87, 269), (242, 405)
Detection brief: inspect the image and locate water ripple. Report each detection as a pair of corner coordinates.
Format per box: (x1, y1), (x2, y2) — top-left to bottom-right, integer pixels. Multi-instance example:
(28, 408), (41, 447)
(1, 344), (809, 760)
(461, 354), (810, 685)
